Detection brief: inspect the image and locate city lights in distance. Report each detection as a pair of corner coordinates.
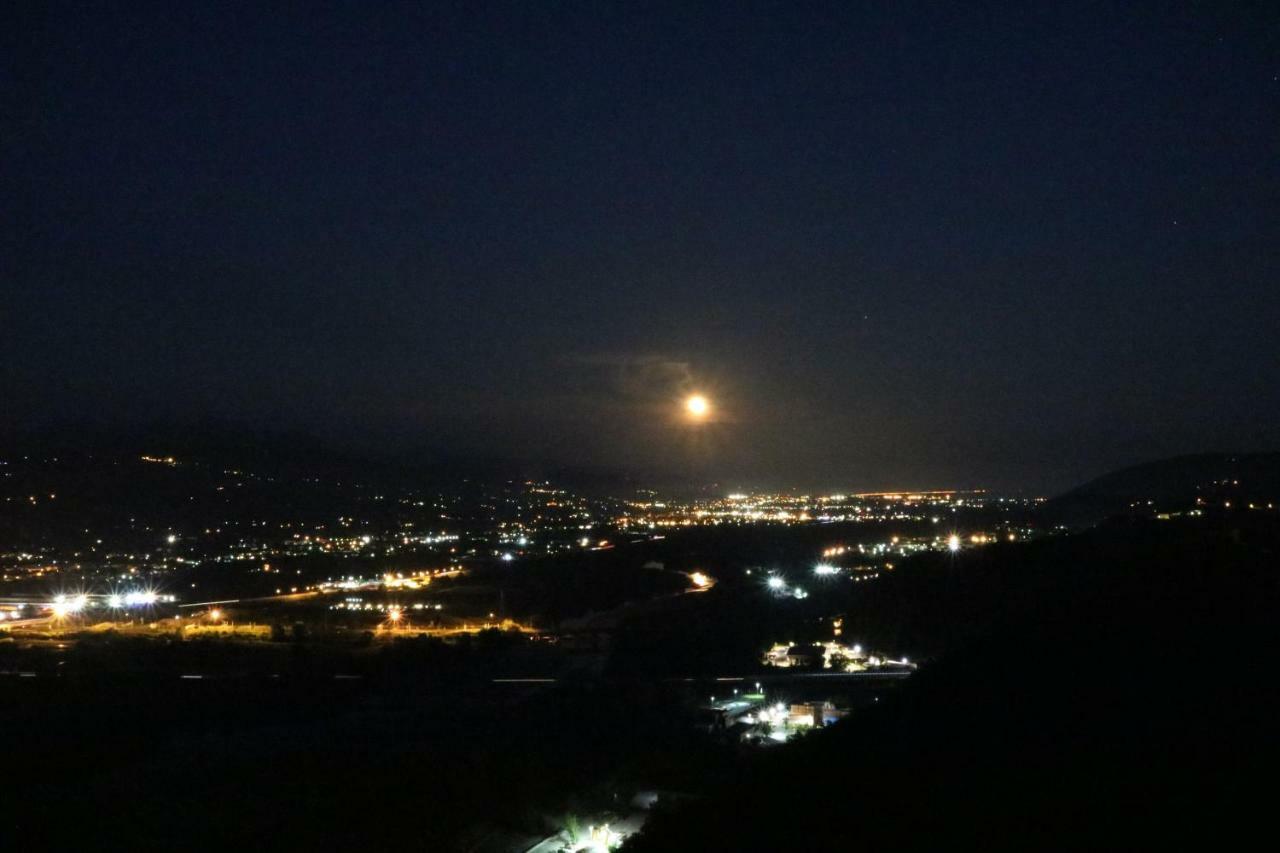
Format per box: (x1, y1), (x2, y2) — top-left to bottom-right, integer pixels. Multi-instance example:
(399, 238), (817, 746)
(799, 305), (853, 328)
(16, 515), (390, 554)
(947, 534), (961, 553)
(814, 563), (838, 576)
(766, 576), (786, 590)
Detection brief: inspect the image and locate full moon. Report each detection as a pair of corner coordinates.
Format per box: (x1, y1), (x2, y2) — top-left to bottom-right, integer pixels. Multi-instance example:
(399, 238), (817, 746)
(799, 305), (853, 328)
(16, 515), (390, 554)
(685, 394), (710, 419)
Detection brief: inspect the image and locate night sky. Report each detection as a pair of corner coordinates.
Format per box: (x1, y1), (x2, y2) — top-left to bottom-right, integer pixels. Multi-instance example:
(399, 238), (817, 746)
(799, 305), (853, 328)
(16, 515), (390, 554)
(5, 1), (1278, 492)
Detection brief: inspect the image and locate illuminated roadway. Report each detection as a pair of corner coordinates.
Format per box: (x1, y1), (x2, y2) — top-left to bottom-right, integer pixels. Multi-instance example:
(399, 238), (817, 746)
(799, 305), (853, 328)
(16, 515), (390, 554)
(0, 615), (53, 630)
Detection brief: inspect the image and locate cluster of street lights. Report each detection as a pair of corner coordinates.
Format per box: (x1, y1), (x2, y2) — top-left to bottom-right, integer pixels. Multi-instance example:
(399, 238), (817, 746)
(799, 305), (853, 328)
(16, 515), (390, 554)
(765, 574), (808, 599)
(48, 589), (169, 619)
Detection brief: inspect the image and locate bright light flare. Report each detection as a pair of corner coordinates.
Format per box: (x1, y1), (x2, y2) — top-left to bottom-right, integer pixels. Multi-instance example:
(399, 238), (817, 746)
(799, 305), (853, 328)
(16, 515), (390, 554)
(51, 594), (86, 617)
(766, 576), (786, 590)
(947, 534), (961, 553)
(814, 563), (838, 576)
(685, 394), (710, 419)
(208, 608), (223, 621)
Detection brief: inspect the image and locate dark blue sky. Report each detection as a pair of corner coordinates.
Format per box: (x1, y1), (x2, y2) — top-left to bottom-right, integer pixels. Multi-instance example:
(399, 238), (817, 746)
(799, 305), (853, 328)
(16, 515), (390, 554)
(4, 1), (1278, 491)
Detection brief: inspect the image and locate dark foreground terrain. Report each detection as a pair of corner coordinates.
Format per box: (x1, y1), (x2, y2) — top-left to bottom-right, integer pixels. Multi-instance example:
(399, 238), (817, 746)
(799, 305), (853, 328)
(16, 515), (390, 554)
(625, 513), (1280, 850)
(3, 511), (1277, 850)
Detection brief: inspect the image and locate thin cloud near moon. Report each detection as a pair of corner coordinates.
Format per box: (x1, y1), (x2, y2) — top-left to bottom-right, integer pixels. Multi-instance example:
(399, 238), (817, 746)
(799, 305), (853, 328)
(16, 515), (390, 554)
(564, 354), (695, 403)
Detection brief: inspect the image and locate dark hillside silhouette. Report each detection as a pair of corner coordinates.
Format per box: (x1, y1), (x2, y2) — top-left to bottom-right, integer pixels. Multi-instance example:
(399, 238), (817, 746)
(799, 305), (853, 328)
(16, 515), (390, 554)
(625, 513), (1280, 850)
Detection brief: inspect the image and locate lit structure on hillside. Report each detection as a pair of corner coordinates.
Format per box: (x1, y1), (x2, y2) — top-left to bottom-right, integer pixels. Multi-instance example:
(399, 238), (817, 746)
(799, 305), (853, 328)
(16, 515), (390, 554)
(763, 641), (916, 672)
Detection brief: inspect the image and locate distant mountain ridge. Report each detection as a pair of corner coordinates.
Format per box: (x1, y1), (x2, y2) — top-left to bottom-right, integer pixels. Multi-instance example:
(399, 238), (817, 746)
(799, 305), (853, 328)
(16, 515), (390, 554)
(1039, 452), (1280, 527)
(1, 420), (650, 496)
